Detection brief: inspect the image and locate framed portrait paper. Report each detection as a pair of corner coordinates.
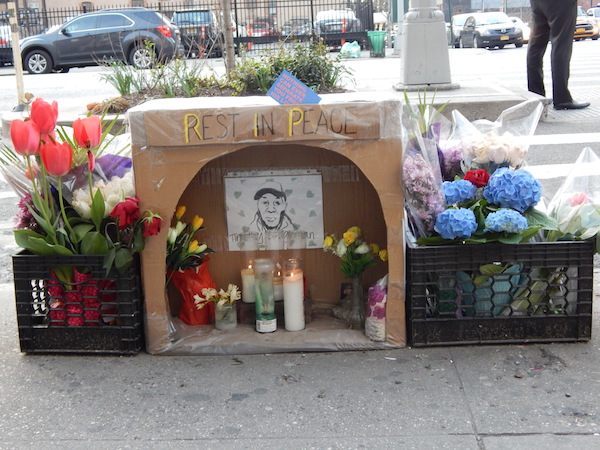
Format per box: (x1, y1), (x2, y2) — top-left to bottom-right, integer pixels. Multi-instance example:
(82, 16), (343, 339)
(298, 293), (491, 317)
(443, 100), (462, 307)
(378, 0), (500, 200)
(224, 169), (324, 250)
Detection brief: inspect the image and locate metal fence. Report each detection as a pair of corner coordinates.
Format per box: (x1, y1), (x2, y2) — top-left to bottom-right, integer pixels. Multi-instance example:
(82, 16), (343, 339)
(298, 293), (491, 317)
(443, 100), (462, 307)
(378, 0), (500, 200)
(1, 0), (378, 54)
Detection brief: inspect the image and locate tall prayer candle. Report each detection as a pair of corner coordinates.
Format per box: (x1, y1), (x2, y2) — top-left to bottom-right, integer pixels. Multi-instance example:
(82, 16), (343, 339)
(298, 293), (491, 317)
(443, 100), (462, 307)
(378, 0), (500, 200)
(254, 258), (276, 333)
(241, 265), (255, 303)
(283, 258), (305, 331)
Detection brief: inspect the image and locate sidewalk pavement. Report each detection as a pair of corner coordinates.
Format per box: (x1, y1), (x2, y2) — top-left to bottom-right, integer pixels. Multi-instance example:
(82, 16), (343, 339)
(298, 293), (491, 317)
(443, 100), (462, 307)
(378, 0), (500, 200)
(2, 50), (600, 449)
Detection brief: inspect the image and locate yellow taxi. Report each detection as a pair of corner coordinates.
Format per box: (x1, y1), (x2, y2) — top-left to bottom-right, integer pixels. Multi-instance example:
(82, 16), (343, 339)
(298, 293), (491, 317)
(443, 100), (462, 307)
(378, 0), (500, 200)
(575, 5), (599, 40)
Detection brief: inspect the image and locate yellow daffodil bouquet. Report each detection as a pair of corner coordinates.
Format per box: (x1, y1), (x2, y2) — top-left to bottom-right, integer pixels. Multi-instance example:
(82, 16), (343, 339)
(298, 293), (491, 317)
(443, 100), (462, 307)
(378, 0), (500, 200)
(166, 205), (213, 273)
(323, 226), (388, 279)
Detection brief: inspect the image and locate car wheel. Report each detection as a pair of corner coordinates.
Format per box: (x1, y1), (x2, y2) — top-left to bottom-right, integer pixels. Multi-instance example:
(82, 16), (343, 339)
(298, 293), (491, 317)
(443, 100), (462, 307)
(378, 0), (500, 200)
(24, 49), (53, 74)
(473, 36), (481, 48)
(498, 44), (505, 49)
(129, 44), (156, 69)
(515, 43), (524, 48)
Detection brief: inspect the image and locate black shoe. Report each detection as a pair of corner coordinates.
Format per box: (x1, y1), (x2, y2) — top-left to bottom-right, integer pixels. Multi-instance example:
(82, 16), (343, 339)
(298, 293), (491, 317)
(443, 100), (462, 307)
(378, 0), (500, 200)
(553, 101), (590, 110)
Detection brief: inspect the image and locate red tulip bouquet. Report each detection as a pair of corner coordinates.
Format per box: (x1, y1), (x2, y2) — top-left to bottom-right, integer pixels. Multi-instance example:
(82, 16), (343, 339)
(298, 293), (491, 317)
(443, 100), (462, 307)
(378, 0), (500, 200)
(4, 97), (162, 280)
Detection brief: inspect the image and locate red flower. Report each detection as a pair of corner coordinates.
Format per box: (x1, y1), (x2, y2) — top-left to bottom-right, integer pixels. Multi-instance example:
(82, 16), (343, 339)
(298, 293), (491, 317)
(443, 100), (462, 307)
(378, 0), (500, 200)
(464, 170), (490, 188)
(40, 140), (73, 176)
(10, 119), (40, 156)
(73, 115), (102, 149)
(30, 98), (58, 134)
(142, 214), (162, 237)
(110, 196), (140, 229)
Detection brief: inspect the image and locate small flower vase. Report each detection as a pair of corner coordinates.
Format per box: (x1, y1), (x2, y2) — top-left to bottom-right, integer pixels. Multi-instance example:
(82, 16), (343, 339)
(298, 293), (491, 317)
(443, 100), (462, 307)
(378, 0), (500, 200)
(215, 302), (237, 331)
(333, 275), (365, 329)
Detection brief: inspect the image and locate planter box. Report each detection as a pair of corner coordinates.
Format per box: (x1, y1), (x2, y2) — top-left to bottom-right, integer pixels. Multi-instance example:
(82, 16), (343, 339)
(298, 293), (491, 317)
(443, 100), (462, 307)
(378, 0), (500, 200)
(13, 252), (144, 355)
(406, 239), (594, 347)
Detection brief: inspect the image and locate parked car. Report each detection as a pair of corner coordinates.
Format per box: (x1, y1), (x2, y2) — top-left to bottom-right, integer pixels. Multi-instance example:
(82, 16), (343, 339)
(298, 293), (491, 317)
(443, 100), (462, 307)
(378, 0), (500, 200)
(0, 25), (13, 66)
(315, 9), (363, 50)
(19, 7), (182, 74)
(171, 9), (224, 58)
(249, 17), (278, 37)
(587, 6), (600, 21)
(509, 16), (530, 43)
(282, 17), (312, 38)
(452, 12), (524, 49)
(575, 5), (599, 40)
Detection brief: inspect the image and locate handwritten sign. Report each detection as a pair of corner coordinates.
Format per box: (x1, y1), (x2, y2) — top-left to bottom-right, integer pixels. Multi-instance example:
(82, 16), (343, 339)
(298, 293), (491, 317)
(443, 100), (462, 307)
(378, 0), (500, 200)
(140, 101), (388, 147)
(267, 70), (322, 105)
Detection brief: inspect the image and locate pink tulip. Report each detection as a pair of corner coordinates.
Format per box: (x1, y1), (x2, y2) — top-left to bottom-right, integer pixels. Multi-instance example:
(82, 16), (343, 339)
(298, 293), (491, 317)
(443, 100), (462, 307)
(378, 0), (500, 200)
(30, 98), (58, 134)
(40, 140), (73, 177)
(10, 119), (40, 156)
(73, 115), (102, 149)
(570, 192), (588, 207)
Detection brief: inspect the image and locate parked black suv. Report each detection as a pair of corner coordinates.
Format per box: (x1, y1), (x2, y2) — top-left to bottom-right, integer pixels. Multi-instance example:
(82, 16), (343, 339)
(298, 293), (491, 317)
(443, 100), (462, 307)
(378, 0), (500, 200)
(171, 9), (223, 58)
(20, 8), (182, 74)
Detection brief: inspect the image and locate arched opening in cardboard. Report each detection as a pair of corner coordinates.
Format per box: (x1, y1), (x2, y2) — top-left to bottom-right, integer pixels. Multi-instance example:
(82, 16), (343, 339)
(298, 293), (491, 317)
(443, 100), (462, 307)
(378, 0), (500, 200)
(129, 95), (405, 354)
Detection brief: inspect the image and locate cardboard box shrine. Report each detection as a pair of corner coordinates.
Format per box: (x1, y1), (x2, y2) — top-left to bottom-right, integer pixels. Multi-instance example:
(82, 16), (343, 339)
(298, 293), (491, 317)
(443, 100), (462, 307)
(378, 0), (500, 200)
(128, 94), (405, 354)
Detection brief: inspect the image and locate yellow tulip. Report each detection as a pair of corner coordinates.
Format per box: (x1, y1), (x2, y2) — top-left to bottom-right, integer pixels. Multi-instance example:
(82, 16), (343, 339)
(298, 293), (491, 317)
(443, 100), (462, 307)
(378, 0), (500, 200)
(369, 243), (380, 255)
(188, 239), (200, 253)
(175, 205), (186, 220)
(347, 226), (361, 237)
(323, 235), (334, 248)
(191, 215), (204, 232)
(343, 230), (357, 246)
(379, 249), (388, 262)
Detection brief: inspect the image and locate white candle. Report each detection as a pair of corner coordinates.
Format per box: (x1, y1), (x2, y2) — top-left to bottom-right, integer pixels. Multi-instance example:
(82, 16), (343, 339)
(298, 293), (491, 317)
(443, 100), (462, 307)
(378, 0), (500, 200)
(241, 266), (255, 303)
(283, 269), (304, 331)
(273, 275), (284, 301)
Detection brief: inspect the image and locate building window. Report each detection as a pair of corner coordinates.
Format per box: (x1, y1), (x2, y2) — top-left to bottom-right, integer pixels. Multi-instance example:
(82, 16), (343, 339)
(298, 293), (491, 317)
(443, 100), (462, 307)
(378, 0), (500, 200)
(131, 0), (145, 7)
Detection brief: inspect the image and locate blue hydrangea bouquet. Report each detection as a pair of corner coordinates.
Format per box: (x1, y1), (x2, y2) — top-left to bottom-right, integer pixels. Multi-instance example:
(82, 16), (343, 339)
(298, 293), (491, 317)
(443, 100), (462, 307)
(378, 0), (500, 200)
(402, 98), (557, 246)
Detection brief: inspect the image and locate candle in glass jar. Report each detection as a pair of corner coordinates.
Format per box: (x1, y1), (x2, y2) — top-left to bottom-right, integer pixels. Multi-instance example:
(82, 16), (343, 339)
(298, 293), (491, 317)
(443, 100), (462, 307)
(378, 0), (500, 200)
(283, 259), (305, 331)
(273, 274), (284, 301)
(241, 265), (255, 303)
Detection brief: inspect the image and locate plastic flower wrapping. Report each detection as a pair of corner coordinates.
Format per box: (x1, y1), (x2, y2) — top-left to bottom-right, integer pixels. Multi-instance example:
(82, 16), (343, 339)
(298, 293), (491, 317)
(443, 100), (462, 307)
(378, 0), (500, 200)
(2, 97), (162, 276)
(402, 98), (558, 245)
(546, 147), (600, 248)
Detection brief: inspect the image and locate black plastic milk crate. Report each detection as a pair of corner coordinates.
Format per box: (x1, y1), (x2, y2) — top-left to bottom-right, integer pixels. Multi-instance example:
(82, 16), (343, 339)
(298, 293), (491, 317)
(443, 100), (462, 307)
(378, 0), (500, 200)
(12, 252), (144, 355)
(406, 240), (594, 347)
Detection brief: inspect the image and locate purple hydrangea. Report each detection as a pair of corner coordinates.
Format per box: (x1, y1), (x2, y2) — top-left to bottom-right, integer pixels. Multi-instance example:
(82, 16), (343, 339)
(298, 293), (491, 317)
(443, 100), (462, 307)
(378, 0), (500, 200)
(434, 208), (478, 240)
(483, 168), (541, 212)
(443, 179), (477, 205)
(484, 209), (528, 234)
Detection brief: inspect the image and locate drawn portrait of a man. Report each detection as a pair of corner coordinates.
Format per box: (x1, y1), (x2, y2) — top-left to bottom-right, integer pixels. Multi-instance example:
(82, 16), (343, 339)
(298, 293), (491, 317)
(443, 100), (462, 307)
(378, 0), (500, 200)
(224, 170), (323, 250)
(249, 181), (295, 232)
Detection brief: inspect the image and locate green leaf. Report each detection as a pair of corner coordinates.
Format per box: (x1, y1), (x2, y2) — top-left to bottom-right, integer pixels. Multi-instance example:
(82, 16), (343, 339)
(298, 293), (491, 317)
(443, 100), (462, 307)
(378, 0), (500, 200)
(498, 233), (523, 244)
(114, 247), (133, 273)
(131, 226), (145, 253)
(73, 223), (95, 243)
(80, 231), (109, 255)
(524, 208), (558, 230)
(90, 189), (106, 230)
(103, 248), (116, 276)
(479, 264), (506, 276)
(14, 231), (73, 256)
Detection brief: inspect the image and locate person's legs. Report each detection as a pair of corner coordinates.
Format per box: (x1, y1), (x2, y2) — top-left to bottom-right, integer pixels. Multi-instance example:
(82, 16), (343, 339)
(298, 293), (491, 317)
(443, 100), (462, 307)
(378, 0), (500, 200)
(527, 0), (550, 97)
(547, 0), (577, 104)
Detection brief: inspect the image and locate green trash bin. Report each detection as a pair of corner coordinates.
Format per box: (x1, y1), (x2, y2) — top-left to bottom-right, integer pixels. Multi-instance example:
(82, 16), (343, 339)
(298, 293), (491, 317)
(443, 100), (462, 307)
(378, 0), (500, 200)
(367, 31), (386, 58)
